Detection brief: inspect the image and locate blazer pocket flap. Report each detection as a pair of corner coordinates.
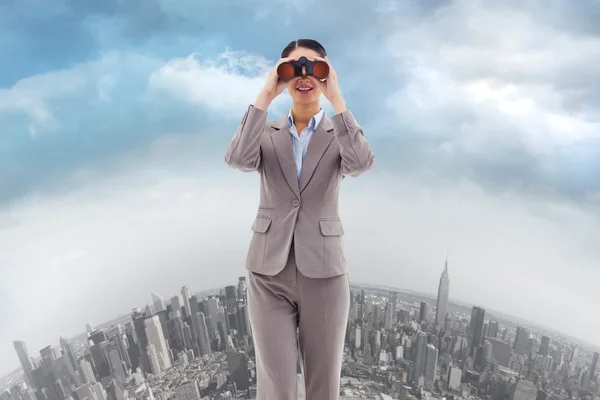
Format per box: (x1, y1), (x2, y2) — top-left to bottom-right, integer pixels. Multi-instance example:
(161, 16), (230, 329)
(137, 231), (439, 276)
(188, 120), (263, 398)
(251, 217), (272, 233)
(319, 220), (344, 236)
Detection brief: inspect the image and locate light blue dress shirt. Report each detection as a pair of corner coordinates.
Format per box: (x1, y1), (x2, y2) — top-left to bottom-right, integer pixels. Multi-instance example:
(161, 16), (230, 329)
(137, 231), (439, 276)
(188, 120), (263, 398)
(287, 108), (324, 180)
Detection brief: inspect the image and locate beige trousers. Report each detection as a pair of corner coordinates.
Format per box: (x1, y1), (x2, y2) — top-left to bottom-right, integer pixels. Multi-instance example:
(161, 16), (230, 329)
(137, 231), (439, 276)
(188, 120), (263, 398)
(247, 243), (350, 399)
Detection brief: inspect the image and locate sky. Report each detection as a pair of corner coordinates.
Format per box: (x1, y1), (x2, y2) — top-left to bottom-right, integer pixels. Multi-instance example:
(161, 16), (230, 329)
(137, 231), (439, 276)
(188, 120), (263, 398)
(1, 0), (599, 376)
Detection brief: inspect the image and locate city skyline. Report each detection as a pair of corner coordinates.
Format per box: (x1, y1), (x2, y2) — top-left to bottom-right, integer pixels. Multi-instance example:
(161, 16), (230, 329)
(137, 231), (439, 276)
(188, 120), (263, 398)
(2, 0), (600, 384)
(5, 268), (600, 399)
(4, 257), (599, 380)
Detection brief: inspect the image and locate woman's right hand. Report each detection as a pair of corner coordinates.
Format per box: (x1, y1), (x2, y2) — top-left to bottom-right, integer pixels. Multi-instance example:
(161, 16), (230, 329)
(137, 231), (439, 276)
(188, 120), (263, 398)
(254, 56), (297, 110)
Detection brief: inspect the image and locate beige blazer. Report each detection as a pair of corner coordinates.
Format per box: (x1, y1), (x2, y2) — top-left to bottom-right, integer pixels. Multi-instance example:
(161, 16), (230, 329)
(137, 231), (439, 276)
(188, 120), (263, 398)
(225, 104), (375, 278)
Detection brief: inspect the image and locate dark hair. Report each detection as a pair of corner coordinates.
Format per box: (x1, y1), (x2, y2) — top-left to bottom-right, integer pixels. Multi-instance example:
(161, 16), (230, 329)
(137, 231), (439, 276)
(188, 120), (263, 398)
(281, 39), (327, 58)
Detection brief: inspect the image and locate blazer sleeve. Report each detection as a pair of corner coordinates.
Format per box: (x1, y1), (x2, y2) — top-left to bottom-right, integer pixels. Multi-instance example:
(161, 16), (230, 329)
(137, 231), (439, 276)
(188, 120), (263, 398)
(330, 109), (376, 177)
(224, 104), (268, 172)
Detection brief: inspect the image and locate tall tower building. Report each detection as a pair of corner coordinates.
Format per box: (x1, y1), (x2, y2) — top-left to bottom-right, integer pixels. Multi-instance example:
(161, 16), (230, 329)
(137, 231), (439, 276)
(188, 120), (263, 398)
(419, 302), (428, 323)
(590, 352), (599, 379)
(144, 315), (172, 373)
(171, 295), (182, 315)
(132, 306), (153, 373)
(181, 286), (192, 319)
(79, 360), (96, 384)
(514, 327), (529, 355)
(539, 336), (550, 356)
(512, 378), (537, 400)
(389, 292), (398, 320)
(151, 293), (165, 313)
(469, 306), (485, 357)
(424, 344), (439, 389)
(488, 320), (499, 338)
(198, 312), (212, 357)
(238, 277), (247, 302)
(434, 258), (450, 330)
(413, 331), (428, 382)
(13, 341), (35, 388)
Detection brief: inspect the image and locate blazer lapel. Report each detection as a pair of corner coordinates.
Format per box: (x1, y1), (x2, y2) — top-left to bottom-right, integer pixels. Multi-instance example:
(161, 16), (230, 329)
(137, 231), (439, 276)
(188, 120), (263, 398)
(298, 114), (334, 193)
(270, 115), (300, 196)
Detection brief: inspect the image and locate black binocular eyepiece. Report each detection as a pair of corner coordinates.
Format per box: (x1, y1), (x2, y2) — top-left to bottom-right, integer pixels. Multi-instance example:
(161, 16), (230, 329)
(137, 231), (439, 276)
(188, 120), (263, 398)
(277, 56), (329, 81)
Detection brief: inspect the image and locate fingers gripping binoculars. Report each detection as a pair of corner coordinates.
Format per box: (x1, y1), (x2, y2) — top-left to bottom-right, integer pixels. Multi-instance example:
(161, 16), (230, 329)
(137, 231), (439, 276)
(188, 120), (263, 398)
(277, 56), (329, 81)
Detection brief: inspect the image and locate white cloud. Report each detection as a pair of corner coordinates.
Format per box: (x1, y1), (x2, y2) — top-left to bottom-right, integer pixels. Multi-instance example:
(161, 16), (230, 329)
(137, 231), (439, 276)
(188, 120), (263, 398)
(0, 52), (158, 137)
(382, 0), (600, 148)
(147, 50), (336, 118)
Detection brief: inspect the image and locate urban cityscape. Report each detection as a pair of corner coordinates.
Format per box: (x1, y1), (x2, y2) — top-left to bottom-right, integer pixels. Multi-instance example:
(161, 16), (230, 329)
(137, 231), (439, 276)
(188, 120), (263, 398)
(1, 260), (598, 400)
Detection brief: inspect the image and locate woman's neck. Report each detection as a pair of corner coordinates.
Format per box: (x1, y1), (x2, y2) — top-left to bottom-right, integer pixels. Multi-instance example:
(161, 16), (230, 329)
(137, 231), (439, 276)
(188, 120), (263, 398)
(291, 102), (321, 126)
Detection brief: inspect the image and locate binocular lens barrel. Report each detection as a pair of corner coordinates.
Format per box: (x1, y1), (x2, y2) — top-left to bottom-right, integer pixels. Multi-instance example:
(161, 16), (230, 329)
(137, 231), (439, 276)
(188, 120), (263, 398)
(277, 63), (296, 81)
(277, 58), (329, 81)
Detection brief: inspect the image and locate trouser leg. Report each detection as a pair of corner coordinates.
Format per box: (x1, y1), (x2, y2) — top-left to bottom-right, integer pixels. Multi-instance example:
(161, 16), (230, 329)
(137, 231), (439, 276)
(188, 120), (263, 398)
(297, 271), (350, 399)
(247, 253), (299, 400)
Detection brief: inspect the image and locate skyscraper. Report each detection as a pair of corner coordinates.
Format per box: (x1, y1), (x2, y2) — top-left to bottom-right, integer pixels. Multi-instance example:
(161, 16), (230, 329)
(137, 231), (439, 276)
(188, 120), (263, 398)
(181, 286), (192, 318)
(469, 306), (485, 357)
(419, 302), (428, 323)
(514, 327), (529, 355)
(539, 336), (550, 356)
(198, 312), (212, 356)
(144, 315), (172, 373)
(171, 295), (182, 315)
(238, 276), (247, 302)
(59, 335), (80, 383)
(413, 331), (428, 382)
(13, 341), (35, 388)
(424, 344), (439, 389)
(435, 259), (450, 330)
(590, 352), (599, 379)
(132, 307), (152, 373)
(489, 320), (499, 338)
(512, 378), (537, 400)
(151, 293), (165, 313)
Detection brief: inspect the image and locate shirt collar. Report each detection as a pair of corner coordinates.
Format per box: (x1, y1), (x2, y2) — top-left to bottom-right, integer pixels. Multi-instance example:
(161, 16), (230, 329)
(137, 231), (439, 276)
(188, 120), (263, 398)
(287, 109), (324, 131)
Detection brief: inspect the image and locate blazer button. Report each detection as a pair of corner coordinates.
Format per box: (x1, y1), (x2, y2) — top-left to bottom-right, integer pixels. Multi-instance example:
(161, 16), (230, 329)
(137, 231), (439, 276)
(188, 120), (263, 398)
(292, 199), (300, 207)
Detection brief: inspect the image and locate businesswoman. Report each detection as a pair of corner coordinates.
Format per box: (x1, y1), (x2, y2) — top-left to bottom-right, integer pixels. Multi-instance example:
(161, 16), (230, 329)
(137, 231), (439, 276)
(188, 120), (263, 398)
(225, 39), (375, 399)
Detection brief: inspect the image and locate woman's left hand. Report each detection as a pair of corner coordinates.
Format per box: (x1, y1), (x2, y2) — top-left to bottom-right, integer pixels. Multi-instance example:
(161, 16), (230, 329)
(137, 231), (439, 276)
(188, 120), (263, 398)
(313, 56), (346, 113)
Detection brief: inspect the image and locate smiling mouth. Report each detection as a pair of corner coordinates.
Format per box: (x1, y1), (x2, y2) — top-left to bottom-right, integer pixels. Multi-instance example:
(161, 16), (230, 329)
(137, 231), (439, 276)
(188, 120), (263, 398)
(296, 87), (313, 93)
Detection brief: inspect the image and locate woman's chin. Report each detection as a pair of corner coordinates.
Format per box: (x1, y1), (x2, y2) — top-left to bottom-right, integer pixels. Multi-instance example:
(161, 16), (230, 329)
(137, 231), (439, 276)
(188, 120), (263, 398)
(292, 94), (320, 105)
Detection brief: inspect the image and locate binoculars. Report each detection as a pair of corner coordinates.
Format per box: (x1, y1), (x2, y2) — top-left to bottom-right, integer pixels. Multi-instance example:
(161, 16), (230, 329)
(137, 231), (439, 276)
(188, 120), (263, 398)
(277, 56), (329, 81)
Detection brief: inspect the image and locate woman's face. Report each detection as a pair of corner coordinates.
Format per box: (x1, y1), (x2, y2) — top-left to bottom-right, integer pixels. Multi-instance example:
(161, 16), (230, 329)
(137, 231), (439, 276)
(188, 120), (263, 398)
(286, 47), (323, 106)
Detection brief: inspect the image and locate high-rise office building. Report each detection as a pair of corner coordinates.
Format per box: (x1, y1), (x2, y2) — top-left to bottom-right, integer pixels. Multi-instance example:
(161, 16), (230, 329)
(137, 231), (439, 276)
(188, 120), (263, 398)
(488, 320), (499, 339)
(238, 277), (247, 302)
(39, 345), (57, 374)
(469, 307), (485, 356)
(13, 341), (35, 389)
(435, 259), (450, 330)
(419, 302), (428, 323)
(389, 292), (397, 321)
(413, 331), (428, 382)
(198, 312), (212, 356)
(539, 336), (550, 356)
(512, 378), (537, 400)
(152, 293), (165, 313)
(424, 344), (438, 389)
(171, 295), (182, 315)
(59, 336), (79, 374)
(514, 327), (530, 355)
(384, 302), (393, 330)
(132, 307), (152, 373)
(181, 286), (192, 318)
(225, 285), (237, 300)
(145, 315), (172, 373)
(590, 352), (599, 379)
(79, 360), (96, 384)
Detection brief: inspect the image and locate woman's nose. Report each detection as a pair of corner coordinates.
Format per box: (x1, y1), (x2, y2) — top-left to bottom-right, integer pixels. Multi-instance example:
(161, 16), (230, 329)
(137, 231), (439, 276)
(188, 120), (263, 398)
(301, 66), (307, 78)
